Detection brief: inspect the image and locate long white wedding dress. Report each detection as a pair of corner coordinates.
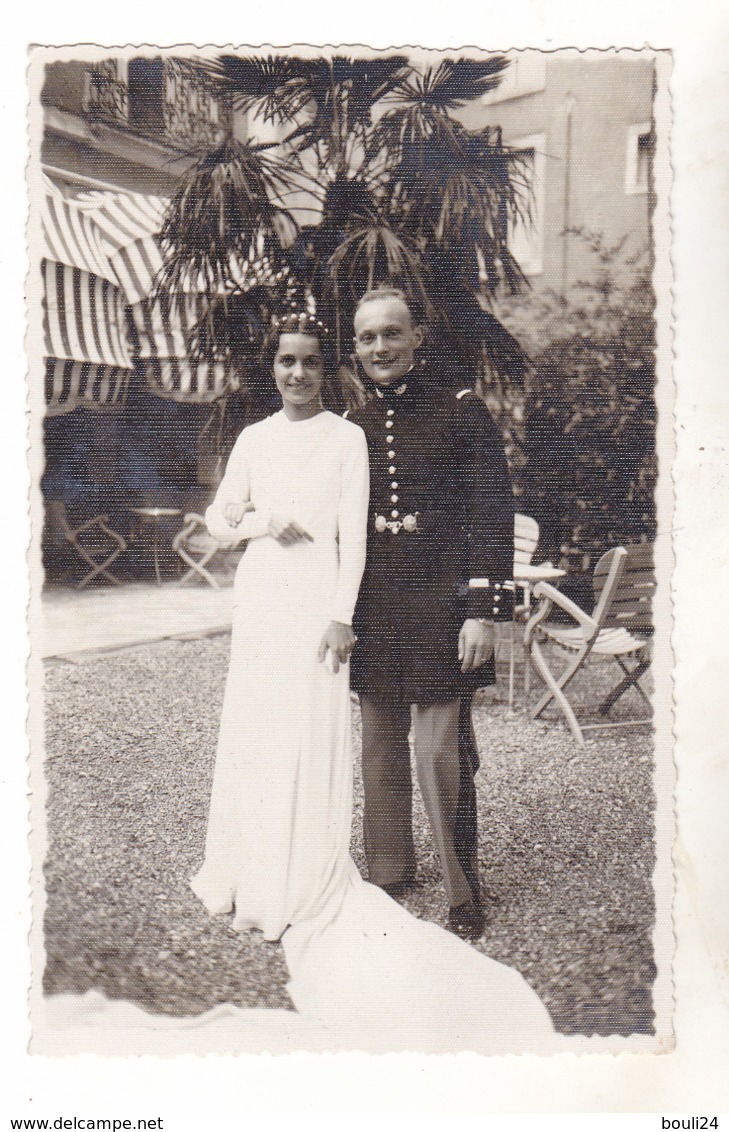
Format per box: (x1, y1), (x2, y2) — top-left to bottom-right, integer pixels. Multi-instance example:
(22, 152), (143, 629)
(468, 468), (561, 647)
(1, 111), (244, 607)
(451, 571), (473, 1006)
(188, 408), (555, 1051)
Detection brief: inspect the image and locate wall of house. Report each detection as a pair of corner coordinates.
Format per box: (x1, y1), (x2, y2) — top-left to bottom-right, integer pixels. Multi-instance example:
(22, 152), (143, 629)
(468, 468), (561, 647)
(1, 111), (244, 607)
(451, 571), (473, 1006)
(459, 52), (655, 294)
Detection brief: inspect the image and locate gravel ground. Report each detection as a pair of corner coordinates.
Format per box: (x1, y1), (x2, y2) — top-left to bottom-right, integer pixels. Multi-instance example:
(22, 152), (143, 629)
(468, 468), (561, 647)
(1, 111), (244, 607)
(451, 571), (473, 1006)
(42, 633), (656, 1036)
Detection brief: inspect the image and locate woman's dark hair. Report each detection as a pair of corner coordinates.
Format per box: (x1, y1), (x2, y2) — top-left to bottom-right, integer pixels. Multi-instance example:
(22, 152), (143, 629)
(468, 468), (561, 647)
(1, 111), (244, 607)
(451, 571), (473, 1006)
(259, 314), (340, 406)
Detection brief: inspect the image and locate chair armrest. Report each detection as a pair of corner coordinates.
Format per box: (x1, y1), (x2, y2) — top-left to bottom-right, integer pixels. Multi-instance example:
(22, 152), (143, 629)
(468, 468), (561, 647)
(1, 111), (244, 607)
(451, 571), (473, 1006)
(95, 520), (127, 552)
(72, 514), (109, 534)
(173, 515), (204, 552)
(531, 581), (598, 634)
(523, 592), (555, 646)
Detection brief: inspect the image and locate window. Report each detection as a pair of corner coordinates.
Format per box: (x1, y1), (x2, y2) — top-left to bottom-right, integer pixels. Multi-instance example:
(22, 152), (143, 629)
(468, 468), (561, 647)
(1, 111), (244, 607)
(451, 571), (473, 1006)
(506, 133), (547, 277)
(127, 58), (165, 133)
(625, 122), (653, 194)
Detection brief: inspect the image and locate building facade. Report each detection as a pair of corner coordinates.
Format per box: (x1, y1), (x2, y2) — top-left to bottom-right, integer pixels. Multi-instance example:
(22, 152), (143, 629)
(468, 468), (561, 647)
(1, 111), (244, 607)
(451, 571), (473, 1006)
(459, 51), (655, 295)
(41, 55), (239, 195)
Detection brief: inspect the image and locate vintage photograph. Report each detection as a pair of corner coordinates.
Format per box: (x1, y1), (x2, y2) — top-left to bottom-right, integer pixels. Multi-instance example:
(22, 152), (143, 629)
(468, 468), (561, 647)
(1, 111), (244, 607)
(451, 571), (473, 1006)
(27, 45), (673, 1055)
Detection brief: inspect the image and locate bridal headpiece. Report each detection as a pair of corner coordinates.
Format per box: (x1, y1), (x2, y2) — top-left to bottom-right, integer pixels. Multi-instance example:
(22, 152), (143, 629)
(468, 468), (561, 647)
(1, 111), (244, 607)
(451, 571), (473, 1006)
(271, 311), (329, 337)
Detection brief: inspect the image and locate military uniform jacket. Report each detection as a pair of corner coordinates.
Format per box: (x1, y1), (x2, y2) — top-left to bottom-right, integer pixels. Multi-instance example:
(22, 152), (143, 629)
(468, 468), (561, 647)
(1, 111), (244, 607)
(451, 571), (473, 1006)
(349, 374), (515, 705)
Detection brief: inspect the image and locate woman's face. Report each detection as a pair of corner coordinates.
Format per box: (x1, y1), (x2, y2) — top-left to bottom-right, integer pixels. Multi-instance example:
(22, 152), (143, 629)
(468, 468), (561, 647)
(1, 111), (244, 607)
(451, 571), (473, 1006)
(273, 333), (324, 412)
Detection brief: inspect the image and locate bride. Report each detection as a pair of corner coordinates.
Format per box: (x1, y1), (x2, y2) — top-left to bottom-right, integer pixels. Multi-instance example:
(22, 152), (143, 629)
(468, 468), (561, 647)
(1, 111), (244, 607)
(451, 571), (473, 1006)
(190, 311), (555, 1049)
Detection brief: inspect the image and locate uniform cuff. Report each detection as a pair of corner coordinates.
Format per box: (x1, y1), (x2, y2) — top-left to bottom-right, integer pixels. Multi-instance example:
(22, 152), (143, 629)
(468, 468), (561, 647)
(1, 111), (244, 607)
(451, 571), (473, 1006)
(467, 579), (513, 621)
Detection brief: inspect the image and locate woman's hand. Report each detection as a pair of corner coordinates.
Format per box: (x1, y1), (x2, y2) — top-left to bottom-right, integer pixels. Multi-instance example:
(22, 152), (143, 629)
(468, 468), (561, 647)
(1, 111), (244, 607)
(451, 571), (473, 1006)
(268, 514), (314, 546)
(317, 621), (357, 674)
(224, 501), (254, 527)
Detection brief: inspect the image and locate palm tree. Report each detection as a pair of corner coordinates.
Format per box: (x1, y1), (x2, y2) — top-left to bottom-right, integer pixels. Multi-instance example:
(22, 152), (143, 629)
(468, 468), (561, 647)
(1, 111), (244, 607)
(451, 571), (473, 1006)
(157, 52), (532, 409)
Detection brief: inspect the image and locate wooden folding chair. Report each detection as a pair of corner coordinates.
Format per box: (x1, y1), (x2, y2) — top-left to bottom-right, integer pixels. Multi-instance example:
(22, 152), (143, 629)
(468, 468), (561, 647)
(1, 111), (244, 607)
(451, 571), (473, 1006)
(172, 513), (228, 588)
(523, 544), (655, 745)
(45, 499), (127, 588)
(504, 513), (540, 706)
(513, 513), (541, 602)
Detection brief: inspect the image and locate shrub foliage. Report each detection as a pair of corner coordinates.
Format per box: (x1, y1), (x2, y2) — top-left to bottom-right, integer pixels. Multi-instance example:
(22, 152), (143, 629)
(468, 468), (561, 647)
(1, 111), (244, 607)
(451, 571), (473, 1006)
(494, 232), (657, 569)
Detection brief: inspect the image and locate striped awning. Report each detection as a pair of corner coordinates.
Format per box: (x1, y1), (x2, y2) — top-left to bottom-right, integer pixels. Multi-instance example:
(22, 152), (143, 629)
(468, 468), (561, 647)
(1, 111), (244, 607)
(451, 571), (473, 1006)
(40, 177), (135, 414)
(44, 359), (131, 418)
(129, 292), (241, 402)
(42, 259), (132, 369)
(73, 188), (168, 255)
(72, 190), (169, 305)
(39, 181), (273, 409)
(41, 190), (119, 285)
(141, 359), (239, 402)
(73, 188), (281, 303)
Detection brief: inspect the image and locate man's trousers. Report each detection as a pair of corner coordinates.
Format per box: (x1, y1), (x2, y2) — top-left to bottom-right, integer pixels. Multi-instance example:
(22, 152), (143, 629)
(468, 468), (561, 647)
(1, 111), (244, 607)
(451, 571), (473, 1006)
(359, 694), (480, 908)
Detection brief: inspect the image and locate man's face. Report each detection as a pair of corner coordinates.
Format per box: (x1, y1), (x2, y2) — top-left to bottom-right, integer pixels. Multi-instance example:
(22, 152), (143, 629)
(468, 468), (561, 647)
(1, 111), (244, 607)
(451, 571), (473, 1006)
(353, 296), (423, 386)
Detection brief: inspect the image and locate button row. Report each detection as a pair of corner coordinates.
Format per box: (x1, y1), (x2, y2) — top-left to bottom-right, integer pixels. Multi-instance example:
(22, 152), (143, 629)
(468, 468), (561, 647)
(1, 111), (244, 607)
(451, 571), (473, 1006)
(385, 406), (399, 520)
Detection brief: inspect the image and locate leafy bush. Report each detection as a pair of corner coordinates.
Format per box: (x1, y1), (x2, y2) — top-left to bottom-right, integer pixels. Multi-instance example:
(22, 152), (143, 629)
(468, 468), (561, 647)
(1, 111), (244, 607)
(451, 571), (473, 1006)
(493, 232), (657, 570)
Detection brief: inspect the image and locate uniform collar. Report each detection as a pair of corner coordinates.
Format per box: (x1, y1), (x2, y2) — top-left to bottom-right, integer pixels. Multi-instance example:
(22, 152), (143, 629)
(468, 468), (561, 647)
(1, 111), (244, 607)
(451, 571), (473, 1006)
(375, 380), (409, 399)
(373, 372), (424, 400)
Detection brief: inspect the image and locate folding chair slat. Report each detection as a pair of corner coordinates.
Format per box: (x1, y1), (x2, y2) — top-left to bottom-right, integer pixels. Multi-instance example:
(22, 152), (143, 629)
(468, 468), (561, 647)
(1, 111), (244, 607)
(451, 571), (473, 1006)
(172, 512), (236, 588)
(45, 500), (127, 588)
(524, 543), (655, 745)
(592, 630), (650, 655)
(513, 513), (540, 566)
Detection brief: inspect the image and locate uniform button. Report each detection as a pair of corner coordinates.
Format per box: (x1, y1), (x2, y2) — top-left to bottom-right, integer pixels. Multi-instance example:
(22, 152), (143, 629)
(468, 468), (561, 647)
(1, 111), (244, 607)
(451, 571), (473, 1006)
(391, 481), (399, 489)
(391, 509), (399, 518)
(389, 465), (396, 474)
(386, 408), (394, 416)
(391, 494), (399, 503)
(388, 450), (396, 458)
(386, 434), (394, 443)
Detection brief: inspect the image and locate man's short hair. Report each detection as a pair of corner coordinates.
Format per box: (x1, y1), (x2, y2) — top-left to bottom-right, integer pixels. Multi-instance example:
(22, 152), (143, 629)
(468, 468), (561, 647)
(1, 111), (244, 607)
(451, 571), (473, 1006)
(355, 286), (420, 324)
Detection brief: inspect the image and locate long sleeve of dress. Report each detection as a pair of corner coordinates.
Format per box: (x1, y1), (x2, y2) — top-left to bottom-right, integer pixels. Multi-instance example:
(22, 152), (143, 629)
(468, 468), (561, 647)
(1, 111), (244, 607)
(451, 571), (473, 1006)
(330, 425), (370, 626)
(205, 433), (271, 545)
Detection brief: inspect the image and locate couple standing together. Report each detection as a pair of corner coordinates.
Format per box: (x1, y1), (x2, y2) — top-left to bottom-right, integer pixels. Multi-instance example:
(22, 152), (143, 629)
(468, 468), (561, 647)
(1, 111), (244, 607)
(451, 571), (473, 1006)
(191, 288), (553, 1042)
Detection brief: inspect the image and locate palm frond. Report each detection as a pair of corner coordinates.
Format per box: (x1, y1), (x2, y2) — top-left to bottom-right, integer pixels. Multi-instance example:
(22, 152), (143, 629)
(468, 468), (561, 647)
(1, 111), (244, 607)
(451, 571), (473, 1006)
(340, 56), (409, 126)
(182, 56), (328, 123)
(379, 121), (532, 293)
(380, 57), (509, 119)
(327, 223), (432, 315)
(156, 53), (532, 385)
(186, 286), (275, 364)
(156, 139), (298, 298)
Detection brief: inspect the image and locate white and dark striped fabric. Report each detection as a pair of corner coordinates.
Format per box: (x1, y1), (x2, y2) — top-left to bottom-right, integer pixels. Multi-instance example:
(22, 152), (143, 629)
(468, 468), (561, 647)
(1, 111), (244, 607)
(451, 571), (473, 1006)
(72, 189), (168, 305)
(39, 182), (265, 409)
(41, 259), (132, 369)
(69, 187), (247, 400)
(74, 189), (168, 253)
(129, 292), (241, 402)
(44, 359), (131, 417)
(41, 189), (119, 285)
(141, 358), (239, 401)
(40, 179), (135, 414)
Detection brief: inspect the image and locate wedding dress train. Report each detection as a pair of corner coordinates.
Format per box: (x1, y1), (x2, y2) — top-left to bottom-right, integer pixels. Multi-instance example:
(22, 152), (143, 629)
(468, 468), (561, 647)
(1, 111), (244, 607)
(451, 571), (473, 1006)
(186, 408), (554, 1050)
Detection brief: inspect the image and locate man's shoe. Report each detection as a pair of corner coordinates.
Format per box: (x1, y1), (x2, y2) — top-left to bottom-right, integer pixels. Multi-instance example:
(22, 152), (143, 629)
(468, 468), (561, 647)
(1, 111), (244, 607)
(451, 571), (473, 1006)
(447, 900), (485, 941)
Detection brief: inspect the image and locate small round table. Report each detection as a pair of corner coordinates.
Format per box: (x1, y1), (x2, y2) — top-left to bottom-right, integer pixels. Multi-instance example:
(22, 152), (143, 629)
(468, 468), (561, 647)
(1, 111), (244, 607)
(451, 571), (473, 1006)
(129, 507), (182, 585)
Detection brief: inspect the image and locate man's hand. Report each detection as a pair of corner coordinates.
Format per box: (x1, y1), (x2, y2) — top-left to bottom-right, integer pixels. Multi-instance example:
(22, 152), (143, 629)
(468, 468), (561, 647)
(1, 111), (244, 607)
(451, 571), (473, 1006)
(268, 514), (314, 545)
(458, 619), (496, 673)
(224, 501), (255, 527)
(317, 621), (357, 674)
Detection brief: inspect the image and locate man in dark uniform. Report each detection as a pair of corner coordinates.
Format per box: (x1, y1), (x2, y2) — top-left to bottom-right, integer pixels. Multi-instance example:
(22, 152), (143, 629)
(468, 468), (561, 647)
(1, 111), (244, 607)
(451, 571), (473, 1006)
(349, 288), (514, 941)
